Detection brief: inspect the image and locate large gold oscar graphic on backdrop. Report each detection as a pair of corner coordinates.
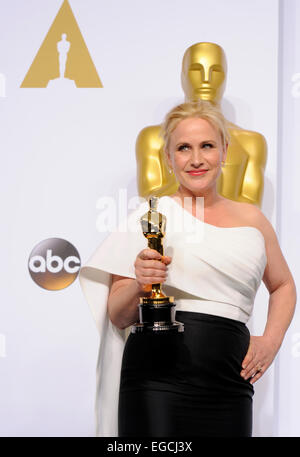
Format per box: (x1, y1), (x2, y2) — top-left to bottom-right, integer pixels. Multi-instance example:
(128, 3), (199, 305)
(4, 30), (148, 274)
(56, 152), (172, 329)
(136, 42), (267, 208)
(21, 0), (103, 88)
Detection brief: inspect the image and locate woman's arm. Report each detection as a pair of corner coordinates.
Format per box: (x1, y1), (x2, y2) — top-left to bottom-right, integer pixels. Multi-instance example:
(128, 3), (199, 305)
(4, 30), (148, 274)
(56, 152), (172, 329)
(263, 277), (296, 350)
(107, 275), (147, 330)
(241, 208), (297, 383)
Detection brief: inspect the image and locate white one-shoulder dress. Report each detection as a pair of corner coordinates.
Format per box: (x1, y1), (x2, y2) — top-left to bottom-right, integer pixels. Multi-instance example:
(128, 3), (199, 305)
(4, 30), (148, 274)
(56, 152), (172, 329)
(79, 196), (267, 437)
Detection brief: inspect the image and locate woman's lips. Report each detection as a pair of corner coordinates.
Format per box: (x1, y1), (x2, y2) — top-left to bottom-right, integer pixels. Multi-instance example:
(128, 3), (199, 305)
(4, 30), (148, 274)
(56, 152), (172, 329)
(187, 170), (208, 176)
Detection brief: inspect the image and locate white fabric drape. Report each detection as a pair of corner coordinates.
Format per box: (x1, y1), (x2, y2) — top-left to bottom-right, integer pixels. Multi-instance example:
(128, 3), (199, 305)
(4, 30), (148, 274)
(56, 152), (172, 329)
(79, 196), (267, 436)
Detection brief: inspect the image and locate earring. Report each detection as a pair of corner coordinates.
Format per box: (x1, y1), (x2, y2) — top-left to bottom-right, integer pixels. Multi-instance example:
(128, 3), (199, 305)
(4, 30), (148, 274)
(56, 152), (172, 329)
(221, 161), (225, 168)
(168, 168), (173, 174)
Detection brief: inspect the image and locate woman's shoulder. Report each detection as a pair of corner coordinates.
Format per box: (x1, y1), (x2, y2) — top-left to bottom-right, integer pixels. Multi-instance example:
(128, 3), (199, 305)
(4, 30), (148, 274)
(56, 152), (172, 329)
(225, 199), (275, 242)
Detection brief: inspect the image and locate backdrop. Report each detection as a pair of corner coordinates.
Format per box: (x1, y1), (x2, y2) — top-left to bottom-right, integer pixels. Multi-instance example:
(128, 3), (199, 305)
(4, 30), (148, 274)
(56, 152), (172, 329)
(274, 0), (300, 437)
(0, 0), (297, 437)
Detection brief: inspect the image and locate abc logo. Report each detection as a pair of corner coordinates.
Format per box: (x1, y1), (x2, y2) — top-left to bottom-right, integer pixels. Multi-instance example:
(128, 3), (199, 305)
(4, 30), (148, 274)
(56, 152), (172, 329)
(28, 238), (81, 290)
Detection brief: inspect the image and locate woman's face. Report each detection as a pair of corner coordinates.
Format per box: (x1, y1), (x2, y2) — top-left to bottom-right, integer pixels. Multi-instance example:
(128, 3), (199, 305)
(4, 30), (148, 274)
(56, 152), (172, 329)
(166, 117), (227, 195)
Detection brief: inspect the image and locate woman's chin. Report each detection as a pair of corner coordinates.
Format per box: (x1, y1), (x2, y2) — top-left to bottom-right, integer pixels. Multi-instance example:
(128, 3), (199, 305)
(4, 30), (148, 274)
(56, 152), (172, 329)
(178, 185), (208, 196)
(181, 178), (208, 191)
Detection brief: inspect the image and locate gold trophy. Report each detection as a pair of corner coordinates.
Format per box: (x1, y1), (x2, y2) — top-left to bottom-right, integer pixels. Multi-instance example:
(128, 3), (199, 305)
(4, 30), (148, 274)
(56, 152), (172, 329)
(131, 196), (184, 333)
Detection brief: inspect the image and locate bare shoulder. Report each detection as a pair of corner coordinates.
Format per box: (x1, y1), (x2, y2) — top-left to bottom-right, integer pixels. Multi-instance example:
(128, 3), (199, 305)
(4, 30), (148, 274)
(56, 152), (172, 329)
(240, 202), (272, 232)
(221, 199), (273, 238)
(231, 202), (294, 292)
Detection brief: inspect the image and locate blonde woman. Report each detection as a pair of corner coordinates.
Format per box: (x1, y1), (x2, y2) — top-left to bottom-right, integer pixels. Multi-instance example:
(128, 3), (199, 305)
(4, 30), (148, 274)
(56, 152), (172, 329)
(80, 101), (296, 437)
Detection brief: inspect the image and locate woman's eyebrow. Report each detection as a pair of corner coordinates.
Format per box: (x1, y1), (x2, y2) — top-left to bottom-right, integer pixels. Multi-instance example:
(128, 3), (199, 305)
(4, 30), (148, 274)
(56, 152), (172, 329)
(175, 139), (216, 146)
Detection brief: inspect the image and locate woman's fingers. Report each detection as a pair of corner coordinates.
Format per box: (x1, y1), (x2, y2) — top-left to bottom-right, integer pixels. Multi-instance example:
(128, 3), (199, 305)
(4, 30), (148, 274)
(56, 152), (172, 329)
(135, 249), (171, 274)
(135, 249), (171, 290)
(241, 344), (254, 371)
(140, 259), (167, 270)
(240, 336), (272, 383)
(138, 249), (159, 260)
(241, 359), (262, 380)
(138, 249), (172, 263)
(140, 267), (167, 277)
(161, 255), (172, 265)
(138, 249), (163, 260)
(249, 371), (263, 385)
(240, 339), (257, 379)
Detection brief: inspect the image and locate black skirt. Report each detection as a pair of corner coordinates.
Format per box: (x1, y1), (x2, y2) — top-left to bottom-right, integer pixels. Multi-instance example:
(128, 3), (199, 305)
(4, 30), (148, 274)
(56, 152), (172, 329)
(118, 311), (254, 437)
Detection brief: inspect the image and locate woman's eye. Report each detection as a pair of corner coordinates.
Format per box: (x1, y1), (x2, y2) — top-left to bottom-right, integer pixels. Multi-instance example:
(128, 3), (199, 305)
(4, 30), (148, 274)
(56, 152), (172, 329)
(178, 144), (190, 151)
(202, 143), (214, 149)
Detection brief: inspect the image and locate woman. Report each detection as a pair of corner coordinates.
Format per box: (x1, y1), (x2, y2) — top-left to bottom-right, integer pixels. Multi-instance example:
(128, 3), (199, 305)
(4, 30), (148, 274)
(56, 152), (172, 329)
(107, 101), (296, 437)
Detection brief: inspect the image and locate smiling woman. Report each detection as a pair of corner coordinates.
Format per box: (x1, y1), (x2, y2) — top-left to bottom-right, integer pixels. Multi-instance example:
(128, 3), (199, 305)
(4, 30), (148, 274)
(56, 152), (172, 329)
(116, 101), (296, 437)
(80, 100), (296, 438)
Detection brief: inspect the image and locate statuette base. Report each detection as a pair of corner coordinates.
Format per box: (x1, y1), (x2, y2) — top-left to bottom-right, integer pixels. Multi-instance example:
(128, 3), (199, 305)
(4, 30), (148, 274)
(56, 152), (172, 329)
(131, 296), (184, 333)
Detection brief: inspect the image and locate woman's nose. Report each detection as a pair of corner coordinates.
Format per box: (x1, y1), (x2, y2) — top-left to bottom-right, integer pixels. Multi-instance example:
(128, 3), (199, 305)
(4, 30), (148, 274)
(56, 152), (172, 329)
(190, 149), (204, 166)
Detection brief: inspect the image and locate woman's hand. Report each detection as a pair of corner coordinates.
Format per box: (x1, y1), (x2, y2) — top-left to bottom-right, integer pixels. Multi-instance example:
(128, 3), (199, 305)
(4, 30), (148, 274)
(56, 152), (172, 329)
(134, 248), (172, 293)
(240, 335), (280, 384)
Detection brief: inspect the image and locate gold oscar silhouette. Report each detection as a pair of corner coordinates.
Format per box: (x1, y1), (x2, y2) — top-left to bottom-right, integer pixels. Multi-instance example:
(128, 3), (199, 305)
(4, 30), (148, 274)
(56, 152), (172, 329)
(131, 196), (184, 333)
(136, 42), (267, 208)
(21, 0), (103, 88)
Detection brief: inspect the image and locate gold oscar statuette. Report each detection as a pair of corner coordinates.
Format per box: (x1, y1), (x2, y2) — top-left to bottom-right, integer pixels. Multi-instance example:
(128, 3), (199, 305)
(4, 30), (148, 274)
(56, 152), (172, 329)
(131, 196), (184, 333)
(136, 42), (267, 208)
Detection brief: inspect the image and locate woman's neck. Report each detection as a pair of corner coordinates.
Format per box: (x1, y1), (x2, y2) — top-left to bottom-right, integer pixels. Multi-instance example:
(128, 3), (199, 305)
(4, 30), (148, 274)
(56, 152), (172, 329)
(172, 186), (224, 210)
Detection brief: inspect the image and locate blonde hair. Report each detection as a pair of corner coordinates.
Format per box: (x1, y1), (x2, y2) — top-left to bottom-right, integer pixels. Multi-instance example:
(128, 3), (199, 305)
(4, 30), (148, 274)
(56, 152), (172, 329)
(161, 100), (230, 153)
